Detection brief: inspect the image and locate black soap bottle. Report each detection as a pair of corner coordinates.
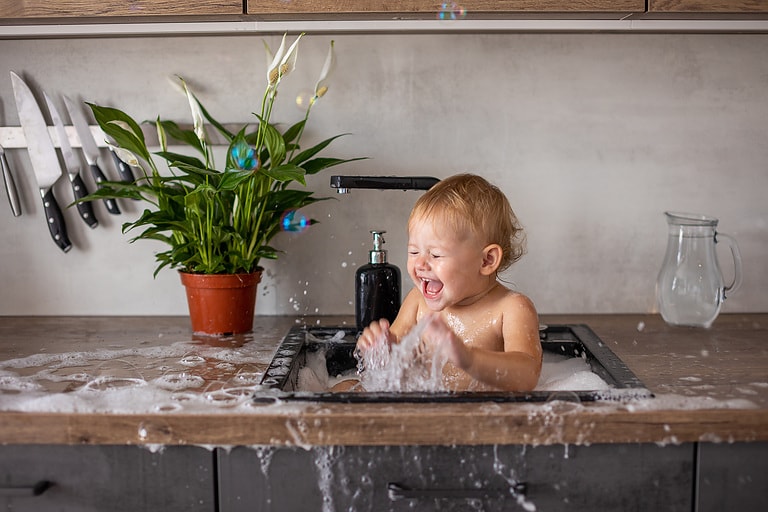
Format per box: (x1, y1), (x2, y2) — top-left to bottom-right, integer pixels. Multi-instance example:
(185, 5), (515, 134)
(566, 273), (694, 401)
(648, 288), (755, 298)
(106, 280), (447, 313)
(356, 230), (401, 332)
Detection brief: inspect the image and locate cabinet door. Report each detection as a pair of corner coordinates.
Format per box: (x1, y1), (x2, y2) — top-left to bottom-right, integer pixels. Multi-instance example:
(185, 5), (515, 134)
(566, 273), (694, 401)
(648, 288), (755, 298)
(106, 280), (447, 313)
(697, 442), (768, 512)
(649, 0), (768, 13)
(0, 1), (242, 19)
(218, 443), (693, 511)
(246, 1), (645, 17)
(0, 445), (215, 512)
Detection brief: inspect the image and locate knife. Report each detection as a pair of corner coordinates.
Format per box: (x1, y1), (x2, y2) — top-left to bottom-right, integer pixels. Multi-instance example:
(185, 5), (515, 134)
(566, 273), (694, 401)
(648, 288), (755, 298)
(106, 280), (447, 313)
(62, 95), (121, 215)
(0, 142), (22, 217)
(10, 72), (72, 253)
(109, 142), (135, 184)
(44, 93), (98, 229)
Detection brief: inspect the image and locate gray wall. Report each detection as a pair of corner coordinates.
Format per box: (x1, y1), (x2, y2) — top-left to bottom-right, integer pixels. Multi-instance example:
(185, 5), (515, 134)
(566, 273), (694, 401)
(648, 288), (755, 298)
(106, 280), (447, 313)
(1, 33), (766, 316)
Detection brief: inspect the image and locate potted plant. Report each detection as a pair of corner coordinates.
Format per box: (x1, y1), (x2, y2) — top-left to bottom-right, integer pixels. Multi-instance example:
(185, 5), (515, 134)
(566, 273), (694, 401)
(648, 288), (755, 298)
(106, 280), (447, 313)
(82, 34), (363, 335)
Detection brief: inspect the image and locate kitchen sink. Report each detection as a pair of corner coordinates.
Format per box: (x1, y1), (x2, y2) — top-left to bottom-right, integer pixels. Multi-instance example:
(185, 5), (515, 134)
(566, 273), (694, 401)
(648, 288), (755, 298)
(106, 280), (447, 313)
(256, 324), (652, 403)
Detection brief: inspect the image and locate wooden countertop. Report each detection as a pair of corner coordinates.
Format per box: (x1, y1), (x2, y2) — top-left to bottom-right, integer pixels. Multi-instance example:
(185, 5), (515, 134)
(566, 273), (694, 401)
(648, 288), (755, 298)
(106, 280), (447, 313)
(0, 314), (766, 447)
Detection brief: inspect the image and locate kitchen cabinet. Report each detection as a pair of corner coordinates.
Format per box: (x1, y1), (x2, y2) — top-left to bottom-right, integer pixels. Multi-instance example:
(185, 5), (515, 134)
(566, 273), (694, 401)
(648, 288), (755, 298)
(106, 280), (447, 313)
(217, 443), (694, 511)
(697, 442), (768, 512)
(0, 0), (242, 19)
(648, 0), (768, 13)
(0, 445), (215, 512)
(245, 1), (645, 18)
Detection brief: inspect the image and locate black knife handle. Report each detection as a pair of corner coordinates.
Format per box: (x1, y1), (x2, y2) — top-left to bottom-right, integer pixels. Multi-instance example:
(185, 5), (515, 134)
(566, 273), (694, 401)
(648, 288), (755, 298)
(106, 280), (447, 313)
(89, 163), (121, 215)
(70, 173), (98, 229)
(41, 188), (72, 253)
(110, 150), (135, 184)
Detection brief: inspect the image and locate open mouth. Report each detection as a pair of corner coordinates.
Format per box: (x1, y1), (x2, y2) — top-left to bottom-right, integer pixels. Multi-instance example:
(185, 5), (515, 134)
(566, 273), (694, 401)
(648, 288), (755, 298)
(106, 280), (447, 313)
(421, 278), (444, 300)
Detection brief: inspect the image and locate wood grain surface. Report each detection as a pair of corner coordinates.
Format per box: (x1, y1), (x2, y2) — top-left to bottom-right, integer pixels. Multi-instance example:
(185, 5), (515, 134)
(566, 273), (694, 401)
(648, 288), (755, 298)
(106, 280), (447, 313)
(0, 314), (766, 446)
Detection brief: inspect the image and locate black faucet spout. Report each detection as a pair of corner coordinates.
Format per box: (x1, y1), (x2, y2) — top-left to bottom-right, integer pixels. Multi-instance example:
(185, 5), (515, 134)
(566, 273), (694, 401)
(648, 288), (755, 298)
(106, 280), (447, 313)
(330, 175), (439, 194)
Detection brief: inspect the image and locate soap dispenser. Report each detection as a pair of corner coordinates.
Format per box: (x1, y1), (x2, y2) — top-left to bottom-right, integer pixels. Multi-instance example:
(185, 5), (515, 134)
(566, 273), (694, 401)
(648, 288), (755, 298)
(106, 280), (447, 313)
(356, 230), (401, 331)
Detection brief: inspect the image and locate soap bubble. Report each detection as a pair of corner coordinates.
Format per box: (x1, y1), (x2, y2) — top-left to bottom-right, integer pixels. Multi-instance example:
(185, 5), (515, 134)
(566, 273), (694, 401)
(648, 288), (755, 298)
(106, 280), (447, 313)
(229, 139), (259, 171)
(280, 210), (309, 233)
(295, 89), (314, 111)
(437, 2), (467, 20)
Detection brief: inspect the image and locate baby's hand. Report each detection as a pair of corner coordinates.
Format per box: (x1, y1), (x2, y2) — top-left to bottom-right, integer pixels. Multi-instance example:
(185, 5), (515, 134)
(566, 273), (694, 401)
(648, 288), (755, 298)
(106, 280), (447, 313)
(356, 318), (396, 352)
(423, 313), (471, 370)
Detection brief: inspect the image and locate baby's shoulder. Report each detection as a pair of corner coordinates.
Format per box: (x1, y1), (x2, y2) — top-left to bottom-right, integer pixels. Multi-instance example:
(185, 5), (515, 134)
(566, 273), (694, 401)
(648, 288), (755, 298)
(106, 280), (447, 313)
(494, 287), (537, 317)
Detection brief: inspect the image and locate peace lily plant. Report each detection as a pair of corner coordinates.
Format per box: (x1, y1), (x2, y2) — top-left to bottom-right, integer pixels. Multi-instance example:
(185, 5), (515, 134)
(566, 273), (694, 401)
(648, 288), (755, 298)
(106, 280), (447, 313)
(84, 34), (361, 277)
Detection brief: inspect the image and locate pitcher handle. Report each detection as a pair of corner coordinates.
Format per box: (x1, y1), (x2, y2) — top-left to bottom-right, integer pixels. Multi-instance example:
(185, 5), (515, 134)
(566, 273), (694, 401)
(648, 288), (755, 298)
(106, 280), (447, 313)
(716, 232), (742, 298)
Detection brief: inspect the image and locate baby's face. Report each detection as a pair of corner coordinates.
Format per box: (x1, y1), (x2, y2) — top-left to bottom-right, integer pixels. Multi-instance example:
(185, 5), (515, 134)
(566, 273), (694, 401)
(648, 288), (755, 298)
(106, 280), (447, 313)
(407, 217), (490, 311)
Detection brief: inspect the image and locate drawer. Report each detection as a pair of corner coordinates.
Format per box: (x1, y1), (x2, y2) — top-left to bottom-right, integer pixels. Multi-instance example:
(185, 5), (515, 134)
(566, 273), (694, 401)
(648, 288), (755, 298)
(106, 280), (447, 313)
(218, 443), (694, 511)
(0, 445), (215, 512)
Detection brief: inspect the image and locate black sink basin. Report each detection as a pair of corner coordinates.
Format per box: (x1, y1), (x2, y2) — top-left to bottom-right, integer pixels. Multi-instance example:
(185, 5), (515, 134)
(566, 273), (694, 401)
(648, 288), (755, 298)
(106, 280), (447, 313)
(257, 324), (652, 403)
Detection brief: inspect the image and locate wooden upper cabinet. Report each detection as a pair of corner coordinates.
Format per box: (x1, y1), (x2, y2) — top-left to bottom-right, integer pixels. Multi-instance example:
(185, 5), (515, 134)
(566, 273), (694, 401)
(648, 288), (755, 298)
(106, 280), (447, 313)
(0, 0), (243, 19)
(246, 1), (646, 17)
(649, 0), (768, 12)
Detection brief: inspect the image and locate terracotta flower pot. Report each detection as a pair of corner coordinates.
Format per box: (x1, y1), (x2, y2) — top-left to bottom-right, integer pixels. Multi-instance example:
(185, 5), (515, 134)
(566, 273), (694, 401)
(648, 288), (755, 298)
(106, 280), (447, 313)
(179, 271), (262, 335)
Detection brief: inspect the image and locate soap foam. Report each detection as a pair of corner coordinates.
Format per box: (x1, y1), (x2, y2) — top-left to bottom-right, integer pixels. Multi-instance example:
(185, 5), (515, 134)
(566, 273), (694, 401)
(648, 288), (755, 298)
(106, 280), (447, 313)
(0, 339), (274, 415)
(298, 318), (613, 393)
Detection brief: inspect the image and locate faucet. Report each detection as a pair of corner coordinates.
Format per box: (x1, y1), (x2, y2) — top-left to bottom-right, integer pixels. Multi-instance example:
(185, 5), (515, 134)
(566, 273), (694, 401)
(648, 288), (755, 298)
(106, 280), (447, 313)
(330, 175), (439, 194)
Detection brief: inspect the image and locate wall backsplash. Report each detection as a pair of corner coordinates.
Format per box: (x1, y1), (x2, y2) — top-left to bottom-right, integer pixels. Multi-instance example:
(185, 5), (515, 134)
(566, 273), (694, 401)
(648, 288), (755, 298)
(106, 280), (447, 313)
(0, 33), (766, 316)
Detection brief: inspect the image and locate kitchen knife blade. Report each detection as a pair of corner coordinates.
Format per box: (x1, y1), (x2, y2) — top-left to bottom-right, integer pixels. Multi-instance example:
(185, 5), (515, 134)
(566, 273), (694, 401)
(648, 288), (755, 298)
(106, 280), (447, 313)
(62, 95), (121, 215)
(44, 92), (98, 229)
(0, 142), (22, 217)
(10, 72), (71, 253)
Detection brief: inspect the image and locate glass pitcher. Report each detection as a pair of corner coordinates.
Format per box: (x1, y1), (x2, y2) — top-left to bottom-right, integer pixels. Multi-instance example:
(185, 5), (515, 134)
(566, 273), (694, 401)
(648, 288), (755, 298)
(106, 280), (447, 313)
(656, 212), (742, 328)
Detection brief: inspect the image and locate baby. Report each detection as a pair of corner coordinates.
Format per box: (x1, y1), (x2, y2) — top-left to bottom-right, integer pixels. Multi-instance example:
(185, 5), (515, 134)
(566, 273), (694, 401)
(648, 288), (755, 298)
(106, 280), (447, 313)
(357, 173), (542, 392)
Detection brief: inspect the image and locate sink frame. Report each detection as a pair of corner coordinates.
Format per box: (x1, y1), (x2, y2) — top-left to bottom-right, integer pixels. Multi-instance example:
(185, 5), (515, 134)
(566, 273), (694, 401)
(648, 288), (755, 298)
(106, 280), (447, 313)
(256, 324), (652, 403)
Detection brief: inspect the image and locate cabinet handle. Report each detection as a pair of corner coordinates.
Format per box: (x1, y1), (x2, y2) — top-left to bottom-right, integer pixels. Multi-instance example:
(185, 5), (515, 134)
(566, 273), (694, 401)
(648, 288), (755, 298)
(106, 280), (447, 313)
(387, 482), (526, 501)
(0, 481), (53, 497)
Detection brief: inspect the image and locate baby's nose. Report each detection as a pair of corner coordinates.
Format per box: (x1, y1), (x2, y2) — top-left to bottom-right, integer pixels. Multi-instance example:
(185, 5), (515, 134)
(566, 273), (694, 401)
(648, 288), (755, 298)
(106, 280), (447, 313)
(414, 254), (429, 270)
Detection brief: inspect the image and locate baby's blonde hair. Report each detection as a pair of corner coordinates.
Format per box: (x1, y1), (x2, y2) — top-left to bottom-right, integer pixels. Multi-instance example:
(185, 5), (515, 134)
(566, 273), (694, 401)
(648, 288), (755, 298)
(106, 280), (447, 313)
(408, 173), (526, 272)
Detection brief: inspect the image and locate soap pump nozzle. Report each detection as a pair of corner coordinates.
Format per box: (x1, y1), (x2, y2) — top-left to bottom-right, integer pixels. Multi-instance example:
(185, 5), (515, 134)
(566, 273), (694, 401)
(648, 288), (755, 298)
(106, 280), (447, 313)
(369, 230), (388, 264)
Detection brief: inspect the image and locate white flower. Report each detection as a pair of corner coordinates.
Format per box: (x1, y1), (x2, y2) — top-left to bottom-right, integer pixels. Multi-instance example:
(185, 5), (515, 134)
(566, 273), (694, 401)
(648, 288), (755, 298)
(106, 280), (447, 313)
(105, 142), (140, 167)
(313, 40), (335, 102)
(266, 33), (303, 88)
(155, 117), (167, 153)
(178, 77), (206, 143)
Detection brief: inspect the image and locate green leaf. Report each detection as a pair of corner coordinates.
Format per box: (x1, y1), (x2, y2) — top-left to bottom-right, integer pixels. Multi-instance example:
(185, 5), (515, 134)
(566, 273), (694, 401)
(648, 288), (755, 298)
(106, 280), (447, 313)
(157, 120), (205, 155)
(262, 122), (286, 168)
(87, 103), (151, 162)
(301, 156), (368, 175)
(218, 170), (254, 191)
(261, 164), (305, 185)
(282, 120), (305, 144)
(290, 133), (349, 166)
(154, 151), (207, 171)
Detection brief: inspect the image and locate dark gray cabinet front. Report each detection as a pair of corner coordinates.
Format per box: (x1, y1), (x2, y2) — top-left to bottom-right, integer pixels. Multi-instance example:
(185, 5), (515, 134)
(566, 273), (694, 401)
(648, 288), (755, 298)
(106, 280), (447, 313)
(0, 445), (215, 512)
(218, 443), (694, 511)
(697, 442), (768, 512)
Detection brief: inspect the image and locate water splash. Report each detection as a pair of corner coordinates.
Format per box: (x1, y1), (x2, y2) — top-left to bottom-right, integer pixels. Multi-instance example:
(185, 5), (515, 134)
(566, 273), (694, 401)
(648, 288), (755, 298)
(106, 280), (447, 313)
(357, 316), (447, 392)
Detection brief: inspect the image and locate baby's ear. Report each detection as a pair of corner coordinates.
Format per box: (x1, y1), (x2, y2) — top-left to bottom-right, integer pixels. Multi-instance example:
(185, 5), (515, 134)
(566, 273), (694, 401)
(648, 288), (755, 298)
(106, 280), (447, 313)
(480, 244), (503, 275)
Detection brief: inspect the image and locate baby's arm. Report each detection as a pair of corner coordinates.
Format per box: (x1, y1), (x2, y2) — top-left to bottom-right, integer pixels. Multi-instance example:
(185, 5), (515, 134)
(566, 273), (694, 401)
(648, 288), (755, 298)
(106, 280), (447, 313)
(426, 295), (542, 391)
